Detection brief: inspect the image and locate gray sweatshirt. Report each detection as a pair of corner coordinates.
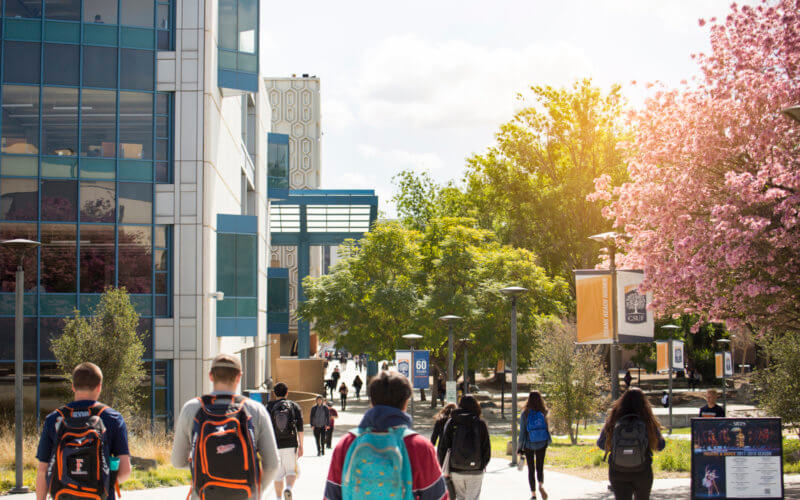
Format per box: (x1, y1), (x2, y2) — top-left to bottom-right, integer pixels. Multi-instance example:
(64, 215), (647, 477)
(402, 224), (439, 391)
(171, 391), (280, 500)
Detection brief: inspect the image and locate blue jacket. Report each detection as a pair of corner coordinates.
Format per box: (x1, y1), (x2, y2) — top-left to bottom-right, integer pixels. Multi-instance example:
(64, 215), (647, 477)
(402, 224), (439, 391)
(518, 409), (551, 451)
(358, 404), (412, 431)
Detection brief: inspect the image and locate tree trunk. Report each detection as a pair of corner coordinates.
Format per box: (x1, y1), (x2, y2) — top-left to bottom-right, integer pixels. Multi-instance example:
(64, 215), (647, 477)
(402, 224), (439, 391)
(569, 420), (578, 445)
(420, 388), (426, 402)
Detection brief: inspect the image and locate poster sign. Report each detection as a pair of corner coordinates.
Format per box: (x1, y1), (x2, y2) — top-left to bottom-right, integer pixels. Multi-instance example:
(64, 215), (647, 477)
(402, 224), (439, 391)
(395, 350), (429, 389)
(673, 340), (685, 370)
(716, 352), (733, 378)
(616, 270), (654, 343)
(657, 341), (669, 373)
(691, 418), (783, 499)
(445, 381), (457, 405)
(575, 270), (613, 344)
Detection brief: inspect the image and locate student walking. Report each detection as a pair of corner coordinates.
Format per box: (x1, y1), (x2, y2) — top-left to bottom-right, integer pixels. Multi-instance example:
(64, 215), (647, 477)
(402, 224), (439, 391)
(324, 371), (447, 500)
(597, 388), (666, 500)
(171, 354), (280, 500)
(430, 402), (457, 446)
(36, 362), (132, 500)
(517, 391), (552, 500)
(267, 382), (305, 500)
(353, 375), (364, 400)
(338, 382), (349, 411)
(437, 395), (491, 500)
(331, 366), (341, 387)
(699, 389), (725, 417)
(310, 396), (331, 456)
(325, 401), (338, 449)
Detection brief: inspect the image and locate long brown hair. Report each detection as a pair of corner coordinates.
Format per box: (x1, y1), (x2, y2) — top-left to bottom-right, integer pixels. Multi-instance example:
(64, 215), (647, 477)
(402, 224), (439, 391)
(524, 391), (548, 415)
(602, 388), (662, 451)
(435, 403), (457, 422)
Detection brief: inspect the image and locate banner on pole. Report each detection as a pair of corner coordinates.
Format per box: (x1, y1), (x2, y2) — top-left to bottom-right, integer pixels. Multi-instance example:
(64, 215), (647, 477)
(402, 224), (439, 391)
(575, 270), (613, 344)
(715, 351), (733, 378)
(395, 350), (411, 379)
(395, 350), (429, 389)
(672, 340), (685, 370)
(445, 381), (457, 405)
(657, 340), (684, 372)
(715, 352), (723, 378)
(657, 341), (668, 373)
(616, 271), (654, 343)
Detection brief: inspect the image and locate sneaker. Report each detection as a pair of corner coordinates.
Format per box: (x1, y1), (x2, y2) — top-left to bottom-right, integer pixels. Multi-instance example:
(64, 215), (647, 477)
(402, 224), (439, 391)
(283, 489), (293, 500)
(539, 485), (548, 500)
(517, 455), (525, 471)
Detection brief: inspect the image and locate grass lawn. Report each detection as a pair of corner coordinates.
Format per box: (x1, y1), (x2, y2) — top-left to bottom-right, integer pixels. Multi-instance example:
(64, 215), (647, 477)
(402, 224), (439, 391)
(565, 423), (691, 436)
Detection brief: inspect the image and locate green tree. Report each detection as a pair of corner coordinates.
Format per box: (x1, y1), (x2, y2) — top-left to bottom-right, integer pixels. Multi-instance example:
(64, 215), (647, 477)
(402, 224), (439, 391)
(51, 288), (147, 415)
(754, 332), (800, 439)
(534, 318), (605, 444)
(463, 79), (629, 285)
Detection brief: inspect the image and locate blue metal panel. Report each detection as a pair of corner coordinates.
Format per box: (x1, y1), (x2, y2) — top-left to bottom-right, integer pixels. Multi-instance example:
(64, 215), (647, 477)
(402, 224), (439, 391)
(218, 214), (258, 234)
(267, 267), (289, 278)
(267, 188), (289, 200)
(270, 232), (367, 246)
(267, 320), (289, 334)
(217, 317), (257, 337)
(268, 133), (289, 145)
(217, 69), (258, 93)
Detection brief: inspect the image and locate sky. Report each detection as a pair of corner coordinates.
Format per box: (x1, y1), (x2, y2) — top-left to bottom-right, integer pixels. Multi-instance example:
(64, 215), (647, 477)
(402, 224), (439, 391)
(259, 0), (747, 216)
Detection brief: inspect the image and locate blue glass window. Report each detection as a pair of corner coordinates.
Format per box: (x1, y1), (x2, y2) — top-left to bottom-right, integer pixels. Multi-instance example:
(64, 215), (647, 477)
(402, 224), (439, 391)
(267, 268), (289, 334)
(43, 43), (80, 85)
(217, 0), (258, 92)
(1, 178), (38, 220)
(83, 45), (118, 88)
(83, 0), (117, 24)
(120, 0), (153, 27)
(216, 215), (257, 337)
(3, 41), (41, 83)
(4, 0), (42, 18)
(41, 223), (77, 292)
(80, 89), (117, 157)
(44, 0), (79, 20)
(41, 179), (77, 221)
(79, 223), (114, 292)
(120, 49), (154, 90)
(1, 85), (40, 154)
(119, 91), (153, 159)
(268, 133), (289, 196)
(41, 86), (78, 156)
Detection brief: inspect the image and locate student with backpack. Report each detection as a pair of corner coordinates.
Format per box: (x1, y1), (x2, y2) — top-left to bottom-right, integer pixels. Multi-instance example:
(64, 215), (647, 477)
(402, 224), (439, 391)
(310, 396), (331, 456)
(338, 382), (349, 411)
(430, 403), (457, 447)
(35, 362), (131, 500)
(266, 382), (305, 500)
(324, 370), (447, 500)
(171, 354), (280, 500)
(597, 388), (666, 500)
(353, 375), (363, 400)
(436, 395), (490, 500)
(517, 391), (552, 500)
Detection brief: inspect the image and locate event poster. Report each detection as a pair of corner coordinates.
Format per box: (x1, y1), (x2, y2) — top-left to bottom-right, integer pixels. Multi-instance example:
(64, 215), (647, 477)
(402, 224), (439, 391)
(615, 270), (654, 343)
(691, 418), (783, 499)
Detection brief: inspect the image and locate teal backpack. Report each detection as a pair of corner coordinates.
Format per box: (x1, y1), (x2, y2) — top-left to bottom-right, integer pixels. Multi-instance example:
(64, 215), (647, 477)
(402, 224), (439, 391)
(341, 427), (415, 500)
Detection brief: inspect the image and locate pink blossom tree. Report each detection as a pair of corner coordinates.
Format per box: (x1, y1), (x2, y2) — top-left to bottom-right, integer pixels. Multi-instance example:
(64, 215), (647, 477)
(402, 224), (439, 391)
(592, 0), (800, 334)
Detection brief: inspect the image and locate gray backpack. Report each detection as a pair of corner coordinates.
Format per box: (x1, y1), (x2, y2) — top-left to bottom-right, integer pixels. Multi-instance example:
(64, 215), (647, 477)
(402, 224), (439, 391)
(610, 414), (649, 472)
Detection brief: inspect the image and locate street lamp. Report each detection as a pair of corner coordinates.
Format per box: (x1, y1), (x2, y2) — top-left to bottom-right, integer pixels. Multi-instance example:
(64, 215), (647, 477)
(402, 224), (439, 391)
(588, 231), (628, 401)
(438, 315), (462, 384)
(1, 238), (40, 495)
(458, 338), (473, 395)
(402, 333), (423, 428)
(780, 105), (800, 124)
(500, 286), (527, 467)
(717, 338), (731, 414)
(661, 324), (680, 434)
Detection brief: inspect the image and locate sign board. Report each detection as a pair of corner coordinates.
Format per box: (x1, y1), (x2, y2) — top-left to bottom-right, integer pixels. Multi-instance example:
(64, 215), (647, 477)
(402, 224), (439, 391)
(716, 352), (733, 378)
(672, 340), (685, 370)
(691, 418), (783, 499)
(656, 339), (684, 372)
(445, 381), (457, 405)
(657, 341), (669, 373)
(395, 350), (429, 389)
(576, 270), (613, 344)
(616, 270), (654, 343)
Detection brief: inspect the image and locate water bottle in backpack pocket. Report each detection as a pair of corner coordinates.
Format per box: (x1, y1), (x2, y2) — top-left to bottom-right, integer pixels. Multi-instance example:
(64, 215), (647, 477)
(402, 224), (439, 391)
(47, 404), (112, 500)
(341, 427), (415, 500)
(190, 395), (260, 500)
(609, 414), (650, 472)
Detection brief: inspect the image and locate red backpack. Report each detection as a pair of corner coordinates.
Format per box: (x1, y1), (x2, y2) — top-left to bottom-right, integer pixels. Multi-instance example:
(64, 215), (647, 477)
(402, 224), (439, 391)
(189, 395), (260, 500)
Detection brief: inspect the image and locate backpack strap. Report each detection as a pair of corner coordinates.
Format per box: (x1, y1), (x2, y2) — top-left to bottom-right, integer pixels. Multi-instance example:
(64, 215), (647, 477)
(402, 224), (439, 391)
(89, 402), (108, 417)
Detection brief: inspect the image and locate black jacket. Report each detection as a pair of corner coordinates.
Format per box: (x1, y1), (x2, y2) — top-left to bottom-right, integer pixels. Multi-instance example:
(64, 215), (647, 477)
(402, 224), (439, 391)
(436, 409), (491, 474)
(309, 404), (331, 429)
(430, 417), (447, 447)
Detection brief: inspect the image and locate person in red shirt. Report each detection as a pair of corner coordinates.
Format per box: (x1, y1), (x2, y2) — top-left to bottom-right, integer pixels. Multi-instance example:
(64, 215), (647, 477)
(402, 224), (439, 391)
(325, 400), (338, 449)
(324, 371), (447, 500)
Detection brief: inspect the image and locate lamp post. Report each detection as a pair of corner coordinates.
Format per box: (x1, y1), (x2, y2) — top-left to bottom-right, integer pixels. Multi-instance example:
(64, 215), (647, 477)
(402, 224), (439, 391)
(1, 239), (40, 495)
(458, 338), (473, 396)
(589, 231), (627, 401)
(717, 338), (731, 415)
(402, 333), (423, 428)
(500, 286), (527, 467)
(438, 315), (462, 383)
(661, 324), (680, 434)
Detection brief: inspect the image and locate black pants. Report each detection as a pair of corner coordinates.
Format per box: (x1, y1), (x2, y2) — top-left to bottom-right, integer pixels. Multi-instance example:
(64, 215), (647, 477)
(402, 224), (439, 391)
(523, 447), (547, 491)
(325, 426), (333, 448)
(341, 395), (347, 411)
(355, 387), (361, 400)
(313, 427), (326, 455)
(609, 467), (653, 500)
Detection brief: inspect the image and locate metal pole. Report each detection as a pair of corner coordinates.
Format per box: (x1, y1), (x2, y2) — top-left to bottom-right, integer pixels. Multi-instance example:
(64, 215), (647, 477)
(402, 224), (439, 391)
(11, 264), (28, 494)
(501, 373), (505, 419)
(409, 342), (415, 429)
(447, 323), (454, 382)
(668, 337), (673, 434)
(463, 343), (469, 396)
(510, 297), (519, 467)
(610, 248), (620, 401)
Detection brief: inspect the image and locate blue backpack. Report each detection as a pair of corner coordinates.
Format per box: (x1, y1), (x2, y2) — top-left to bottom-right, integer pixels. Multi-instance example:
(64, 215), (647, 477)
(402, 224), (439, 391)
(341, 427), (415, 500)
(526, 410), (549, 443)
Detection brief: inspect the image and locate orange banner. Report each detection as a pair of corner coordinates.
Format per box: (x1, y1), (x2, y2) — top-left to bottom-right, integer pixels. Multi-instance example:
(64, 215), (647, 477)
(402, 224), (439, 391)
(715, 352), (723, 378)
(656, 341), (668, 373)
(576, 271), (613, 344)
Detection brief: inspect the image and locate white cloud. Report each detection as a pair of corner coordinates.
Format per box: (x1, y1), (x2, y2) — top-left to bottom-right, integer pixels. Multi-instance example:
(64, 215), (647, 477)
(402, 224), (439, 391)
(322, 97), (356, 129)
(349, 35), (593, 129)
(357, 144), (445, 172)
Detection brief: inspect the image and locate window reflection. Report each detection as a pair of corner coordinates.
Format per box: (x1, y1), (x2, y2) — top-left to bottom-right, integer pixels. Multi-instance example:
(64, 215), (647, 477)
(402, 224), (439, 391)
(0, 320), (36, 360)
(237, 0), (256, 54)
(44, 0), (79, 20)
(120, 0), (154, 27)
(41, 179), (77, 221)
(4, 0), (43, 18)
(43, 44), (80, 86)
(39, 320), (66, 362)
(80, 181), (115, 222)
(120, 49), (154, 91)
(119, 92), (153, 159)
(3, 42), (41, 84)
(218, 0), (236, 50)
(41, 223), (77, 292)
(1, 85), (40, 154)
(80, 90), (117, 157)
(41, 87), (78, 156)
(83, 46), (118, 89)
(83, 0), (117, 24)
(118, 182), (152, 223)
(1, 178), (38, 220)
(0, 223), (37, 291)
(119, 225), (152, 293)
(79, 224), (114, 293)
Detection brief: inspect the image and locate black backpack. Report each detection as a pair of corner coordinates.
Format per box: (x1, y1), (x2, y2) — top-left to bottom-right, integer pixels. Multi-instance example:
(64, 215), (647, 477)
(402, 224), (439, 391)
(609, 414), (650, 472)
(190, 395), (260, 500)
(270, 400), (296, 441)
(47, 403), (112, 500)
(448, 417), (484, 471)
